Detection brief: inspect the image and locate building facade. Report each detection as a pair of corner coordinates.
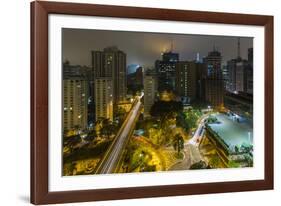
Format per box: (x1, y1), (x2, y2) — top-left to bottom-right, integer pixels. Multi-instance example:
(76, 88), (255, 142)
(226, 58), (238, 92)
(203, 50), (224, 107)
(94, 78), (113, 121)
(63, 79), (88, 131)
(127, 66), (144, 94)
(92, 46), (126, 103)
(246, 48), (253, 94)
(227, 58), (252, 94)
(224, 91), (253, 119)
(92, 46), (127, 120)
(226, 40), (253, 95)
(175, 61), (197, 103)
(63, 63), (90, 132)
(144, 69), (158, 117)
(235, 60), (249, 92)
(155, 51), (179, 91)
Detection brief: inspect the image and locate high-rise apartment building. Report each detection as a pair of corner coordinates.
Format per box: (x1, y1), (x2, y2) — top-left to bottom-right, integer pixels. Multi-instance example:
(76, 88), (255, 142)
(94, 78), (113, 121)
(144, 69), (158, 117)
(236, 60), (249, 92)
(226, 58), (238, 92)
(227, 57), (253, 94)
(63, 63), (89, 132)
(92, 47), (126, 120)
(92, 46), (126, 104)
(203, 49), (224, 107)
(226, 39), (253, 95)
(175, 61), (197, 103)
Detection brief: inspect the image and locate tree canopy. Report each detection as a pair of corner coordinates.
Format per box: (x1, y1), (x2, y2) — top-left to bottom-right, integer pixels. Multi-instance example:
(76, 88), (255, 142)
(150, 100), (183, 117)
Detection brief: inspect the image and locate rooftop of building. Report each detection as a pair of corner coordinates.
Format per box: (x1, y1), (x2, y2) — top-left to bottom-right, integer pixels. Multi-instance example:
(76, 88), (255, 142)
(63, 62), (91, 80)
(207, 113), (253, 149)
(225, 91), (253, 104)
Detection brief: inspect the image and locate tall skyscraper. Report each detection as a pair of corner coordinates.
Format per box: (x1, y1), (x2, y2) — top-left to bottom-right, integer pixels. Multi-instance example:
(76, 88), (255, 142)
(222, 65), (229, 91)
(63, 64), (89, 131)
(236, 60), (249, 92)
(175, 61), (197, 104)
(203, 49), (224, 107)
(144, 69), (158, 117)
(246, 48), (253, 94)
(94, 78), (113, 121)
(235, 47), (253, 94)
(92, 46), (127, 120)
(227, 58), (252, 94)
(155, 49), (179, 91)
(226, 39), (240, 93)
(226, 39), (253, 94)
(194, 62), (206, 101)
(92, 46), (126, 102)
(226, 58), (238, 92)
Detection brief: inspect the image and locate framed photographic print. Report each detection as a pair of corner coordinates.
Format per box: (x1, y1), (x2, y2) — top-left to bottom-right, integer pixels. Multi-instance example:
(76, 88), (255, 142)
(31, 1), (274, 204)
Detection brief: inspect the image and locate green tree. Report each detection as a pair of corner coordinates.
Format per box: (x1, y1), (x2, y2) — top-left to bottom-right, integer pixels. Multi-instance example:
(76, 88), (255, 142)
(228, 160), (240, 168)
(73, 125), (80, 130)
(86, 130), (97, 142)
(234, 145), (239, 153)
(101, 119), (116, 139)
(176, 112), (189, 132)
(209, 156), (221, 168)
(63, 162), (76, 175)
(148, 127), (164, 146)
(172, 133), (184, 157)
(244, 154), (253, 167)
(150, 101), (183, 117)
(190, 160), (208, 169)
(143, 119), (156, 136)
(95, 120), (102, 137)
(184, 110), (199, 129)
(115, 107), (127, 126)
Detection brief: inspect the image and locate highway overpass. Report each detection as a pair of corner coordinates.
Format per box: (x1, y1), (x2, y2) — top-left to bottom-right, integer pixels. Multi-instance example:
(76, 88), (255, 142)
(94, 96), (142, 174)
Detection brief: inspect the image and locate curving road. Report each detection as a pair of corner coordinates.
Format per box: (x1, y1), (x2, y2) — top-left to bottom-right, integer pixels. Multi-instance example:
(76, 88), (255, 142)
(170, 114), (209, 170)
(188, 115), (208, 146)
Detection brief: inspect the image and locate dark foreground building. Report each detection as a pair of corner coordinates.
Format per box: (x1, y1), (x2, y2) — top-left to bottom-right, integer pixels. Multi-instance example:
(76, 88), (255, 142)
(155, 51), (179, 91)
(203, 49), (224, 108)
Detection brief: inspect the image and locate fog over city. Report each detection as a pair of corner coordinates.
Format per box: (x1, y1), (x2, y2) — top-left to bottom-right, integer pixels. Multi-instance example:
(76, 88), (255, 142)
(63, 28), (253, 70)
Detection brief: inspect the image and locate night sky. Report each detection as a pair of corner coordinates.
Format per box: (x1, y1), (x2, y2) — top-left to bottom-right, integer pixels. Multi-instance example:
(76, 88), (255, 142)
(62, 28), (253, 72)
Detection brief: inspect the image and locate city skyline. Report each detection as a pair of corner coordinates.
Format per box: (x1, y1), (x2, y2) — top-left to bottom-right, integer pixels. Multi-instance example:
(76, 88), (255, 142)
(63, 28), (253, 70)
(62, 28), (254, 176)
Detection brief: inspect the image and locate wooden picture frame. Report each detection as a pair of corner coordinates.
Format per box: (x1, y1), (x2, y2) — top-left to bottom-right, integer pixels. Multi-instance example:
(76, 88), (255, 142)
(31, 0), (274, 204)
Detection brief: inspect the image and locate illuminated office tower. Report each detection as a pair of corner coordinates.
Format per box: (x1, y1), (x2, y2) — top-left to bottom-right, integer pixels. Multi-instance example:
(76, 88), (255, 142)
(155, 46), (179, 91)
(175, 61), (197, 104)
